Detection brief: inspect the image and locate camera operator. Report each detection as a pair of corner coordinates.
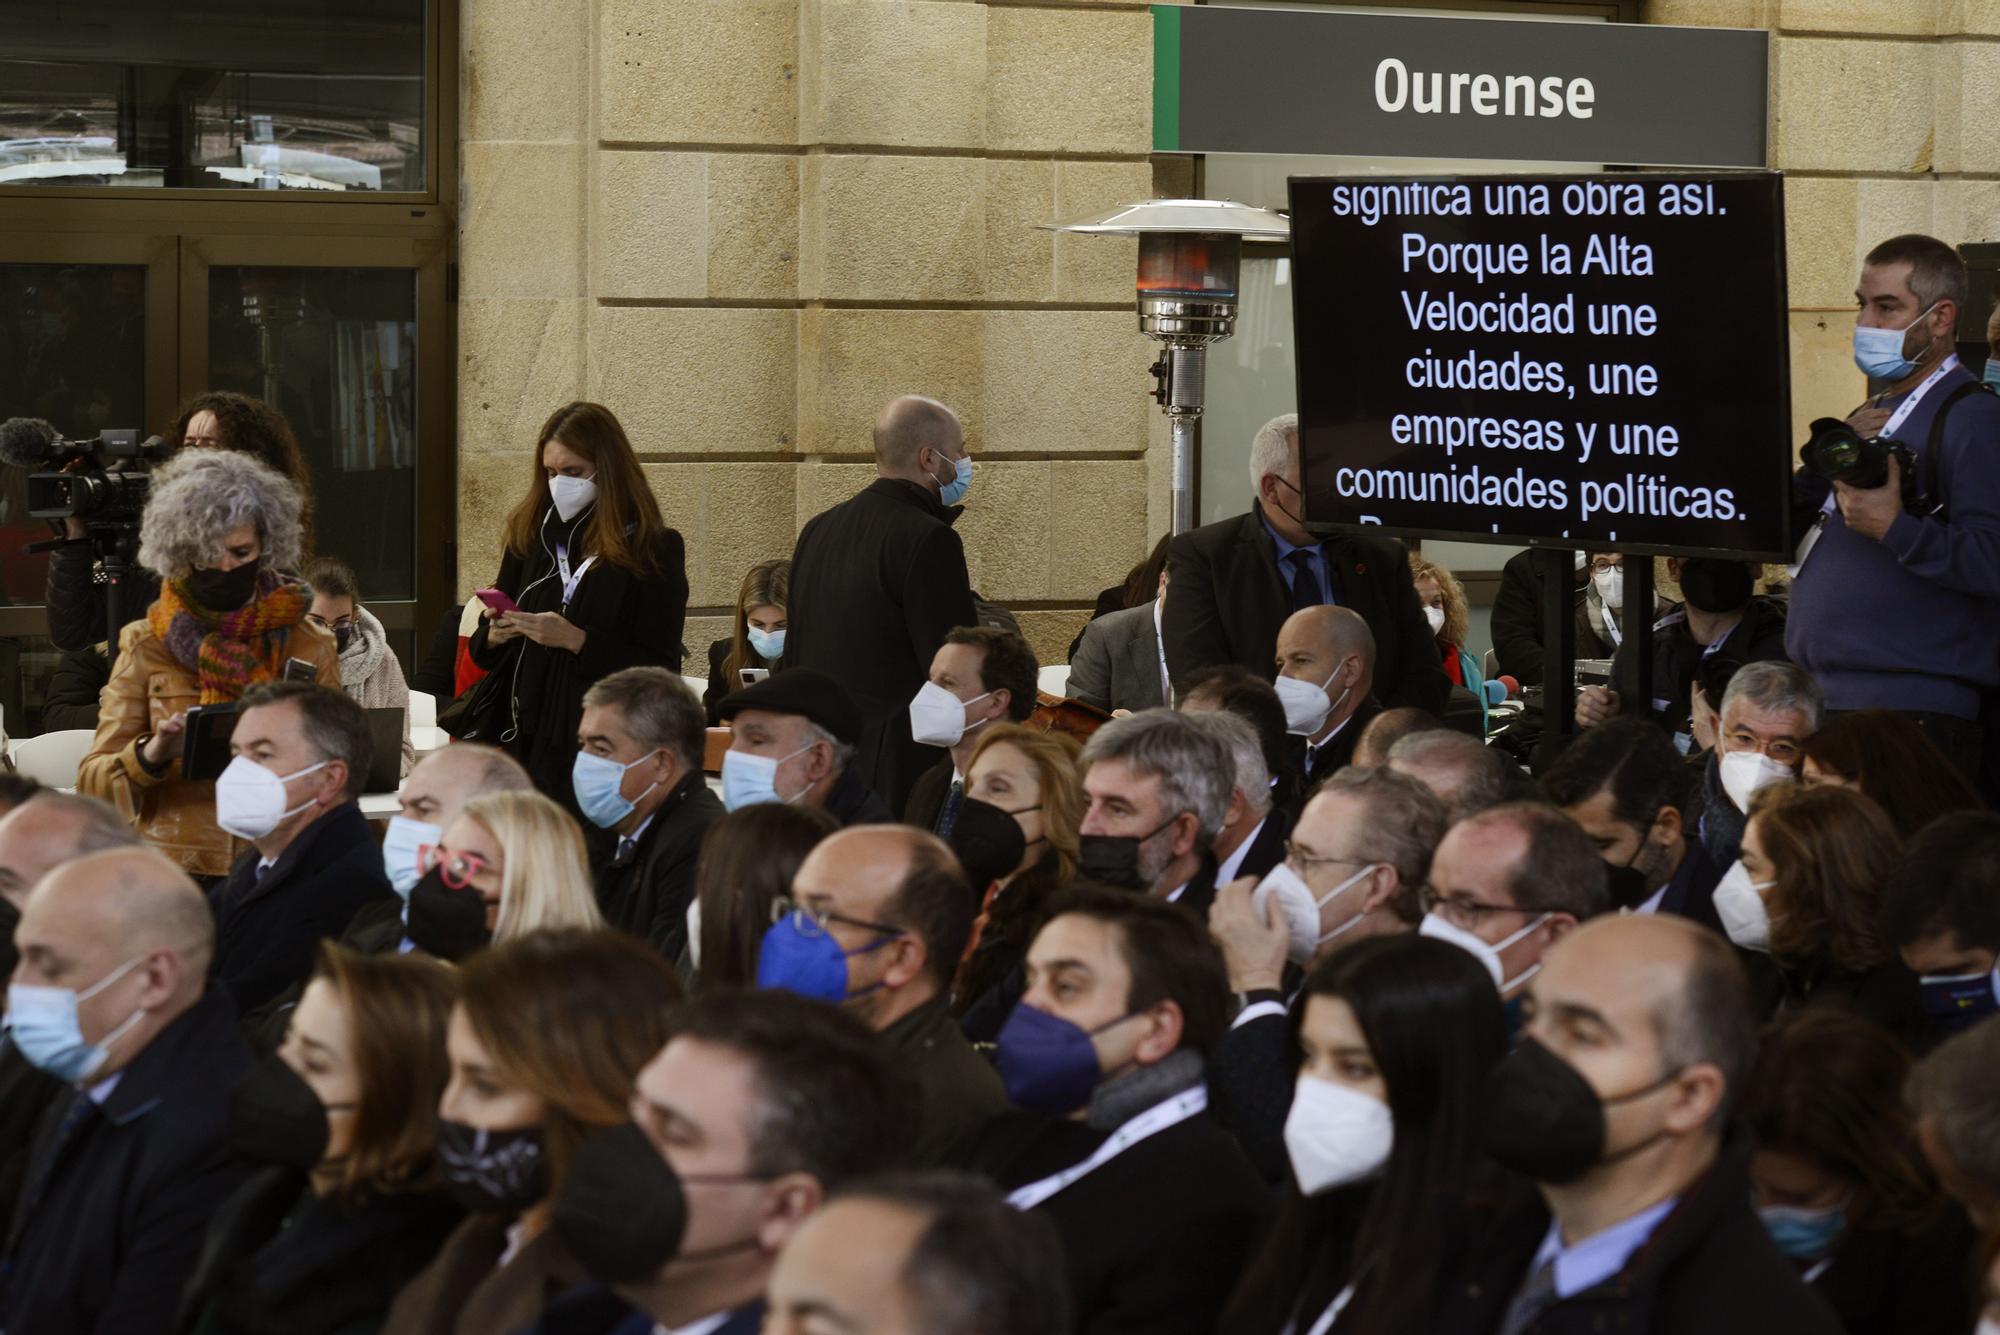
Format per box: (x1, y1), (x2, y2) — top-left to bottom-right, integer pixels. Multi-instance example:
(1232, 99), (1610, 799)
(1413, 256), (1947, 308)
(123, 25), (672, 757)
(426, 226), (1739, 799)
(1788, 234), (2000, 780)
(44, 391), (315, 652)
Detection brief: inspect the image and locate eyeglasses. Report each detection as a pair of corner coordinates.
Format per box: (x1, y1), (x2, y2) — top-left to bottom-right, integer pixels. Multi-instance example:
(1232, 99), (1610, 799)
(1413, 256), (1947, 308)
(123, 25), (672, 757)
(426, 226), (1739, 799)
(1283, 841), (1371, 876)
(419, 844), (494, 890)
(306, 614), (357, 632)
(1418, 885), (1537, 930)
(770, 896), (902, 941)
(1587, 556), (1621, 573)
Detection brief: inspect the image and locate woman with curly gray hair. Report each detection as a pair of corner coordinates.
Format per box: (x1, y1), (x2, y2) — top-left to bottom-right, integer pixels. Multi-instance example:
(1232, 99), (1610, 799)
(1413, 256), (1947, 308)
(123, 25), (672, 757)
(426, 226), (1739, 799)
(77, 449), (341, 877)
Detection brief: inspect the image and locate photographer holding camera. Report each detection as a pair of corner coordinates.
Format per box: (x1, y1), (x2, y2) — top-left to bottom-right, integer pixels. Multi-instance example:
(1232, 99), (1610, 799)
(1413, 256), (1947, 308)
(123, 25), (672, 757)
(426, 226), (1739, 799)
(1788, 234), (2000, 780)
(42, 391), (315, 652)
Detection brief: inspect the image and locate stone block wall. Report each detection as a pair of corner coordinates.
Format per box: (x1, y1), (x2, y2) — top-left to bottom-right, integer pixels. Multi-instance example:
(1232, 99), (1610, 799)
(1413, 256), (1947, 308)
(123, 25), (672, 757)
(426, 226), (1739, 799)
(458, 0), (1164, 671)
(1647, 0), (2000, 444)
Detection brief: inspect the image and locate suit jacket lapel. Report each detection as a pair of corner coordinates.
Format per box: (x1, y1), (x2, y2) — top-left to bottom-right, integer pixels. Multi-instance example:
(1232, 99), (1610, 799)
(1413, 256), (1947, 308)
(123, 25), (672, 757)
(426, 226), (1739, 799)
(1129, 608), (1165, 707)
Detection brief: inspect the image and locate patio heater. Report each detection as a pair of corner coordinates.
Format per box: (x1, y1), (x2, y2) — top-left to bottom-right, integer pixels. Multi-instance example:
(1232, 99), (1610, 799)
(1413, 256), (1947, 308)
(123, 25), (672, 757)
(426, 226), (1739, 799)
(1042, 199), (1290, 533)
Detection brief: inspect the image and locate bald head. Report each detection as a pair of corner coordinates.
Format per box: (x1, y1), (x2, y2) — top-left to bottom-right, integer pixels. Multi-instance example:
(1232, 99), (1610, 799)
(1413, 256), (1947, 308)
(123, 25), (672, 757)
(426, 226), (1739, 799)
(0, 791), (138, 909)
(792, 824), (975, 1014)
(13, 848), (214, 1076)
(399, 741), (532, 831)
(1280, 606), (1375, 679)
(1537, 913), (1754, 1126)
(873, 396), (965, 477)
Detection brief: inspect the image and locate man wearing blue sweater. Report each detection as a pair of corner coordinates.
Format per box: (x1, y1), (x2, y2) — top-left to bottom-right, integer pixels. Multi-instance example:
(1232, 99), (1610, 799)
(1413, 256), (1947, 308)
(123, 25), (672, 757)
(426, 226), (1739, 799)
(1788, 234), (2000, 778)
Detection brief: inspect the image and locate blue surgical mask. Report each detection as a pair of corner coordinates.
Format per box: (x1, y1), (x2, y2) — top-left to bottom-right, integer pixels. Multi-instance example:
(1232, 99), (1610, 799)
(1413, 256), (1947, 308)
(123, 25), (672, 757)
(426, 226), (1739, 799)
(5, 957), (148, 1083)
(381, 815), (441, 900)
(720, 742), (814, 812)
(746, 626), (785, 661)
(1919, 968), (2000, 1035)
(994, 1003), (1140, 1115)
(573, 749), (662, 829)
(1984, 358), (2000, 389)
(1758, 1199), (1849, 1261)
(936, 453), (973, 506)
(755, 910), (898, 1003)
(1852, 301), (1940, 380)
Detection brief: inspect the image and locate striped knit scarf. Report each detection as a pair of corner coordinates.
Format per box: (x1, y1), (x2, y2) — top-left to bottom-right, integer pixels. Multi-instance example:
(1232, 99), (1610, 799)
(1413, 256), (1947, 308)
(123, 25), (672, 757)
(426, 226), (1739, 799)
(149, 571), (309, 704)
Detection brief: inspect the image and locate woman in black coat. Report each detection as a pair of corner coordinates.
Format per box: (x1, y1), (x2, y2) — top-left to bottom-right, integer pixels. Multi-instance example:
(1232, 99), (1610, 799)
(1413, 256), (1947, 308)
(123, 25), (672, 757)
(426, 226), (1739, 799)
(179, 945), (463, 1335)
(459, 402), (688, 808)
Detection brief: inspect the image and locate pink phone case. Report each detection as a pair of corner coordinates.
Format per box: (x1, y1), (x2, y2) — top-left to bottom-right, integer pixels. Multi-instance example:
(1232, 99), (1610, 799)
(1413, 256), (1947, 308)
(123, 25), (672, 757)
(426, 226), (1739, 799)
(474, 587), (518, 614)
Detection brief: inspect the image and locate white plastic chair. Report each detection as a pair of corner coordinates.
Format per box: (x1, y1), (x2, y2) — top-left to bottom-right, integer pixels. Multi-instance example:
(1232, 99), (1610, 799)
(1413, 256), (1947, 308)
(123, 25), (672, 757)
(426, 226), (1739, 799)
(681, 675), (710, 702)
(11, 729), (98, 790)
(1037, 665), (1071, 697)
(409, 690), (437, 729)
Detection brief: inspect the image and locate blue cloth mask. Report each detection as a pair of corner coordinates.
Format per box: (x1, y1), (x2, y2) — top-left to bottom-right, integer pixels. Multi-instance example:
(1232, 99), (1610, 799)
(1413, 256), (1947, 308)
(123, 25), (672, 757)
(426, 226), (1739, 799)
(1984, 358), (2000, 389)
(5, 957), (147, 1083)
(381, 815), (440, 900)
(720, 742), (812, 812)
(1919, 969), (2000, 1034)
(746, 626), (785, 661)
(994, 1003), (1140, 1115)
(573, 749), (662, 829)
(937, 453), (973, 506)
(1758, 1200), (1848, 1261)
(1852, 301), (1939, 380)
(755, 910), (898, 1003)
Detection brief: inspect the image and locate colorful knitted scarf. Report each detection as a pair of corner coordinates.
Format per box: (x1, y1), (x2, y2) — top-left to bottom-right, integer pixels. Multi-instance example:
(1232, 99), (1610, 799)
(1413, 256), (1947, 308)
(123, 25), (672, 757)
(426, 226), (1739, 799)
(149, 571), (309, 704)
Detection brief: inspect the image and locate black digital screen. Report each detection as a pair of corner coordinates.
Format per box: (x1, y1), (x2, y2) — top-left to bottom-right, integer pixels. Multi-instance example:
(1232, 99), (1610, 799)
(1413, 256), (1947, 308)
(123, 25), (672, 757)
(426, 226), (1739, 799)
(1288, 172), (1792, 560)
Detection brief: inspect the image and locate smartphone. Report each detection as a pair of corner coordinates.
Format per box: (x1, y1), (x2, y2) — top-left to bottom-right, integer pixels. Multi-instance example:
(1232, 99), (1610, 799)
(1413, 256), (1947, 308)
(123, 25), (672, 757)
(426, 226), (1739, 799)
(473, 587), (519, 615)
(180, 702), (242, 782)
(739, 668), (770, 687)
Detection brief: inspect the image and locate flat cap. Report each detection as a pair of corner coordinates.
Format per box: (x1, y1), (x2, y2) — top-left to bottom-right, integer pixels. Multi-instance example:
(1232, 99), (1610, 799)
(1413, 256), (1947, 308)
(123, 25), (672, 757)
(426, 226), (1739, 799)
(715, 667), (862, 746)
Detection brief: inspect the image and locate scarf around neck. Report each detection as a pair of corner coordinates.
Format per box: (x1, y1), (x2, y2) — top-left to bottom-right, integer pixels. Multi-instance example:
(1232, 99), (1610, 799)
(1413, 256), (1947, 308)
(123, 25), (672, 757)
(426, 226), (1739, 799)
(149, 569), (309, 703)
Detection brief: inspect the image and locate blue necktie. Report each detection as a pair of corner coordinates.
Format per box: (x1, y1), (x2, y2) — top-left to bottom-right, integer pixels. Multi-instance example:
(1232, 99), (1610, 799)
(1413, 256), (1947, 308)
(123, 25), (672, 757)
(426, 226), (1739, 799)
(1287, 549), (1324, 613)
(936, 781), (964, 838)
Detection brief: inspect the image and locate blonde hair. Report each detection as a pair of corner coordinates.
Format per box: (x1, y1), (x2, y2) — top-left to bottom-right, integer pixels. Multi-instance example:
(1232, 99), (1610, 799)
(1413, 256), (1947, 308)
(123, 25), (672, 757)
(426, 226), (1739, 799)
(965, 724), (1084, 883)
(458, 790), (603, 941)
(1408, 553), (1468, 650)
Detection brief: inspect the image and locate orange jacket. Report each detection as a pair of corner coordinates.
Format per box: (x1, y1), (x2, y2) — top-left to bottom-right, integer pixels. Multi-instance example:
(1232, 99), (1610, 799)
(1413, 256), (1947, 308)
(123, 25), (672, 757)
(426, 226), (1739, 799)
(77, 615), (342, 878)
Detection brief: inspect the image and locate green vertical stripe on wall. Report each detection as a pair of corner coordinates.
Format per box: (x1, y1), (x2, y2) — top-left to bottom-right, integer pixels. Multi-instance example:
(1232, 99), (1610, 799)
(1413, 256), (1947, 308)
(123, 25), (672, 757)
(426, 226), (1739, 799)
(1153, 5), (1180, 153)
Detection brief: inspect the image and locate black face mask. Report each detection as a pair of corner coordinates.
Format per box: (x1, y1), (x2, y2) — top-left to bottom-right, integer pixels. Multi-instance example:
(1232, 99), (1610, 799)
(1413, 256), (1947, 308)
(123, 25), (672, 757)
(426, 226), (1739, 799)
(553, 1121), (766, 1284)
(227, 1052), (348, 1170)
(333, 625), (354, 654)
(1603, 863), (1652, 913)
(1483, 1037), (1681, 1185)
(407, 867), (493, 962)
(1677, 559), (1754, 616)
(1077, 814), (1182, 891)
(187, 561), (261, 613)
(949, 797), (1038, 888)
(434, 1117), (549, 1215)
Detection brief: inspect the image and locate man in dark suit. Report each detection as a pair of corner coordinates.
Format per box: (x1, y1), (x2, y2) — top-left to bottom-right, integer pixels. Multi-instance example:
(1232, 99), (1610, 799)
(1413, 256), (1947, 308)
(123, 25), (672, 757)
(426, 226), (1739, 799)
(781, 826), (1006, 1165)
(1545, 718), (1725, 931)
(1207, 767), (1444, 1181)
(1, 846), (255, 1335)
(209, 682), (395, 1017)
(786, 395), (979, 813)
(1068, 565), (1170, 713)
(902, 625), (1039, 838)
(1077, 711), (1235, 918)
(1433, 915), (1840, 1335)
(1276, 605), (1382, 793)
(577, 667), (724, 959)
(1180, 712), (1288, 909)
(0, 792), (141, 1220)
(1161, 413), (1448, 713)
(964, 889), (1267, 1335)
(538, 992), (906, 1335)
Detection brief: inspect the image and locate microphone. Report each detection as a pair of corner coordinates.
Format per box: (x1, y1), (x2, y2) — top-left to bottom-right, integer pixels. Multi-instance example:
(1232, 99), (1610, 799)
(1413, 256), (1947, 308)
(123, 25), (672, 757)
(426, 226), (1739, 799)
(0, 417), (59, 470)
(1482, 676), (1521, 707)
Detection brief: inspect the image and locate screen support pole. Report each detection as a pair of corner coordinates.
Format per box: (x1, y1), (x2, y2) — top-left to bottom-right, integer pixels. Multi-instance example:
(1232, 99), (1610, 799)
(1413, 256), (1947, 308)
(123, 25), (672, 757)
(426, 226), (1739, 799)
(1534, 548), (1578, 771)
(1614, 557), (1656, 728)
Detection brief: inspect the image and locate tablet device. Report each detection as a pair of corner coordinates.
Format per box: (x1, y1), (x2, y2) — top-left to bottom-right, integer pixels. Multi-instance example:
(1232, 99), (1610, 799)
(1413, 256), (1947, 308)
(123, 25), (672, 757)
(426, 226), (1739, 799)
(363, 707), (405, 793)
(180, 702), (241, 782)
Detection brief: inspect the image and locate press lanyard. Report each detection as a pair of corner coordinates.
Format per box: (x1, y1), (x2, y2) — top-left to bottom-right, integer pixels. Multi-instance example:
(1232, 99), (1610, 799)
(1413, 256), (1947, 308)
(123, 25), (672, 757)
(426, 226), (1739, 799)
(1793, 355), (1959, 575)
(556, 542), (597, 608)
(1004, 1084), (1208, 1211)
(1302, 1284), (1356, 1335)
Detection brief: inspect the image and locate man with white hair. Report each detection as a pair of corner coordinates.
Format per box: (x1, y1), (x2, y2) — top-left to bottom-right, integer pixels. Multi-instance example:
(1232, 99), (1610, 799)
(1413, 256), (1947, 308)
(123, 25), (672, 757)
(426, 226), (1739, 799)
(1692, 660), (1824, 866)
(1162, 412), (1448, 713)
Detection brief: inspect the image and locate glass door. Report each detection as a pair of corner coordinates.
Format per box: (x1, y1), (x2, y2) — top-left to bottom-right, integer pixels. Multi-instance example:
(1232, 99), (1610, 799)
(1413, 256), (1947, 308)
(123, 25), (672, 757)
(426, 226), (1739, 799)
(180, 233), (454, 675)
